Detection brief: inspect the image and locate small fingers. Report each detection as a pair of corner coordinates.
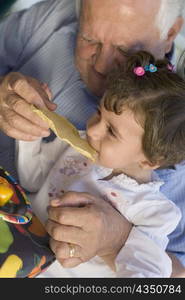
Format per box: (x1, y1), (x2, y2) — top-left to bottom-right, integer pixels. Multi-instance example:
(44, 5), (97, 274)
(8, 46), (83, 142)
(49, 191), (94, 208)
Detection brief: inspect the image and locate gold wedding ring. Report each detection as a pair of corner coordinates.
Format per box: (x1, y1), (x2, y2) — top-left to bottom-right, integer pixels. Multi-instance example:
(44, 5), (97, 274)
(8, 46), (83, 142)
(69, 243), (75, 258)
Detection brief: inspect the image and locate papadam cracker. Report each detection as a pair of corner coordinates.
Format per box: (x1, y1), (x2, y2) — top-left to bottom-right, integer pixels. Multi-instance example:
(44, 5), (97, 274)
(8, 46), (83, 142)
(31, 106), (97, 161)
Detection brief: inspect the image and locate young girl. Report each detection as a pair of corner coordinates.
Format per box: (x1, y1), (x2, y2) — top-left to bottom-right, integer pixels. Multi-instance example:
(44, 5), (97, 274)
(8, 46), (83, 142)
(17, 51), (185, 277)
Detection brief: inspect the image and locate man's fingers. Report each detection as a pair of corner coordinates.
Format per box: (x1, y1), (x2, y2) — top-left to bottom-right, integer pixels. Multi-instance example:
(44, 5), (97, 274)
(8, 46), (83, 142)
(10, 98), (50, 130)
(0, 123), (42, 141)
(39, 83), (52, 100)
(46, 220), (85, 244)
(49, 239), (82, 259)
(60, 258), (83, 268)
(40, 82), (57, 111)
(2, 110), (50, 139)
(7, 73), (46, 108)
(27, 76), (57, 110)
(7, 72), (56, 110)
(0, 72), (57, 139)
(47, 205), (92, 227)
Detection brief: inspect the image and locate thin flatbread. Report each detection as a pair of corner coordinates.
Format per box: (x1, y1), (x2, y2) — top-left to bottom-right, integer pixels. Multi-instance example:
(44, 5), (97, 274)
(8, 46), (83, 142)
(32, 106), (97, 161)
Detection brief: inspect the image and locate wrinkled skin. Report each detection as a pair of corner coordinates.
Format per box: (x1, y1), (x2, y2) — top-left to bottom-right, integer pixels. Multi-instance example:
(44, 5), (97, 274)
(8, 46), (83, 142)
(0, 72), (56, 140)
(75, 0), (182, 96)
(46, 192), (132, 268)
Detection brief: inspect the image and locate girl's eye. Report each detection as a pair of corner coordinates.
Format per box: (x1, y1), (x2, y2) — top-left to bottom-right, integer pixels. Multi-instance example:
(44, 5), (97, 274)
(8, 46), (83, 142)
(108, 126), (116, 137)
(97, 108), (101, 115)
(95, 107), (102, 118)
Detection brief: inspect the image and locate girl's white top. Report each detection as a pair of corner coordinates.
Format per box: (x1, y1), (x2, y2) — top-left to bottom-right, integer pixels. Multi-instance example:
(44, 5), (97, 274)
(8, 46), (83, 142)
(16, 132), (181, 277)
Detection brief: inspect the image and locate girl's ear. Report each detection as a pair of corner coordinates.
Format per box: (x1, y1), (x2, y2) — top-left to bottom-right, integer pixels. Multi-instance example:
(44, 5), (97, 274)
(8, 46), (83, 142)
(139, 160), (161, 170)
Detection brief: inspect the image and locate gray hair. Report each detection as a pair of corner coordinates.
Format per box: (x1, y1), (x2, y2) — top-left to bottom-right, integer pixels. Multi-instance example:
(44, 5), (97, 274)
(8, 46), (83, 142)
(156, 0), (185, 39)
(76, 0), (185, 39)
(76, 0), (82, 18)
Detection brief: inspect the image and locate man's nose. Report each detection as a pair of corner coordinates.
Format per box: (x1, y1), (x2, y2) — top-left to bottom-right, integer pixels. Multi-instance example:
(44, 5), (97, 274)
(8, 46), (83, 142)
(92, 45), (116, 75)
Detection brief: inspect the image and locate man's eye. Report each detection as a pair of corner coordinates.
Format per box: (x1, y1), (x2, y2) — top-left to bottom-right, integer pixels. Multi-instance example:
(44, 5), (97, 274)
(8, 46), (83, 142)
(83, 37), (92, 42)
(81, 36), (97, 45)
(117, 48), (130, 57)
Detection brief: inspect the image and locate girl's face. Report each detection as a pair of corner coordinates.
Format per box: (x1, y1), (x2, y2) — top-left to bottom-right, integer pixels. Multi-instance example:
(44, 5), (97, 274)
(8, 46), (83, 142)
(86, 103), (146, 170)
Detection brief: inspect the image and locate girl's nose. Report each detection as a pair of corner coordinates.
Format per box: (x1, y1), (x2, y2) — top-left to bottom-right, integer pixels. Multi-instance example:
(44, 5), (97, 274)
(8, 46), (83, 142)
(87, 116), (105, 141)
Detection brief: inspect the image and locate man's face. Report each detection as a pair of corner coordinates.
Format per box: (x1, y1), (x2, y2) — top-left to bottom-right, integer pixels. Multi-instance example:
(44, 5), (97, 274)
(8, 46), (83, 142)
(75, 0), (167, 97)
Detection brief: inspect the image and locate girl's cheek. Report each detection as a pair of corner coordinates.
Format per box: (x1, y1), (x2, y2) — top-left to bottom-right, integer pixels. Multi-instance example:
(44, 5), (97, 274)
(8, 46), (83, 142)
(98, 145), (112, 166)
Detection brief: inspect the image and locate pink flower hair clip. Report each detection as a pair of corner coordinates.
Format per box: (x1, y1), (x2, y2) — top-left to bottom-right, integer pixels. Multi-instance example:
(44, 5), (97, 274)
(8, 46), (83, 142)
(133, 64), (158, 76)
(167, 63), (175, 72)
(133, 66), (145, 76)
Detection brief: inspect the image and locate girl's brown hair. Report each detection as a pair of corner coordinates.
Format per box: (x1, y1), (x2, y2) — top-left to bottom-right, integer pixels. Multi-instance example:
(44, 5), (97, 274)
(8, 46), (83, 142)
(104, 51), (185, 168)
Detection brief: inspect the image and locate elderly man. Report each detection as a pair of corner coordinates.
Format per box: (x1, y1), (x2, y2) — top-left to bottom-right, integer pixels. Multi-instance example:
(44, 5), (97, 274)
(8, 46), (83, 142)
(0, 0), (185, 277)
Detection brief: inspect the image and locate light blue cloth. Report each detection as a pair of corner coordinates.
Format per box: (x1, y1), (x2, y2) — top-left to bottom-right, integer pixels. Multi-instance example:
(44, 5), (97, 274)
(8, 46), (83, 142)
(0, 0), (185, 267)
(156, 163), (185, 265)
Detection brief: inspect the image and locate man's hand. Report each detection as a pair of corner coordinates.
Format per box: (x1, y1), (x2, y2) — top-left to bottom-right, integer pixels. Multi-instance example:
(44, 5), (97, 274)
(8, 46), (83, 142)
(0, 72), (57, 140)
(46, 191), (132, 268)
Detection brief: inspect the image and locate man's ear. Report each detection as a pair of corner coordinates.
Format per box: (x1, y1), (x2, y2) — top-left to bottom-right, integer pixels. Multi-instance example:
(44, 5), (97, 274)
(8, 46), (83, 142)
(165, 16), (184, 54)
(139, 160), (160, 170)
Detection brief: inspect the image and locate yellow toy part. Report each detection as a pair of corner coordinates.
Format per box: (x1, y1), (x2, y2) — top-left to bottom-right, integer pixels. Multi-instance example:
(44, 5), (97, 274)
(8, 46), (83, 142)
(0, 177), (10, 185)
(0, 183), (14, 207)
(0, 254), (23, 278)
